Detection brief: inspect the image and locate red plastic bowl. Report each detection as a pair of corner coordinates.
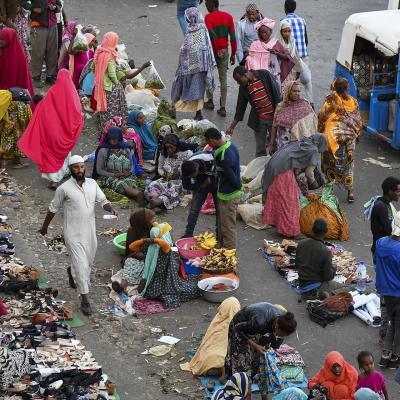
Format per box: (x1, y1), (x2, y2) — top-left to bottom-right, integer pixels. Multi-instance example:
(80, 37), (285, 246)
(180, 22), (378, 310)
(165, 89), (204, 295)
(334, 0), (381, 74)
(175, 237), (211, 260)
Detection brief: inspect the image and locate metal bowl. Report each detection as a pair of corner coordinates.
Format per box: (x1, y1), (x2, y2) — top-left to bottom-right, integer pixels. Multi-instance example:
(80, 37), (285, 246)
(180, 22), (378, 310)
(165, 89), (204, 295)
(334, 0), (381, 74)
(197, 277), (239, 303)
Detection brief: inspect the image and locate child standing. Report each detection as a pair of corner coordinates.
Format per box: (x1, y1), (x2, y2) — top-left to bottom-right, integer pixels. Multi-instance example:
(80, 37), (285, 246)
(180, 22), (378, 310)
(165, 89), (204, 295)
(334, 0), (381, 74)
(356, 351), (388, 400)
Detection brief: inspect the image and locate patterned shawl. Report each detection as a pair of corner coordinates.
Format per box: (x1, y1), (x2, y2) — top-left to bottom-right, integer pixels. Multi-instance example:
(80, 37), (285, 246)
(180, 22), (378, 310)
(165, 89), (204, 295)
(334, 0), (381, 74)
(176, 7), (216, 92)
(273, 80), (315, 129)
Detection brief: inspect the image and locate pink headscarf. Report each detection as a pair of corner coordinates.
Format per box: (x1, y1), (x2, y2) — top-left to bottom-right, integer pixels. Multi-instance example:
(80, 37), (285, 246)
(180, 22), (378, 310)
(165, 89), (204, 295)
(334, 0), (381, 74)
(245, 18), (277, 71)
(84, 33), (95, 46)
(93, 32), (119, 112)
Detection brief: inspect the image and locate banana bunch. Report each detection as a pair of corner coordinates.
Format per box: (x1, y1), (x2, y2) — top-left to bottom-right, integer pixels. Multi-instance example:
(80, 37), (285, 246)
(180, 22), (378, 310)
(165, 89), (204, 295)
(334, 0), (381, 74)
(194, 232), (217, 250)
(202, 248), (238, 271)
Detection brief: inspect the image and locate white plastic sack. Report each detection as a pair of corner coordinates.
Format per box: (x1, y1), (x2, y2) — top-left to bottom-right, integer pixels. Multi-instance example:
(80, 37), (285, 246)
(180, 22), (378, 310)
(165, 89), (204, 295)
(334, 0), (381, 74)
(246, 169), (264, 194)
(144, 60), (166, 90)
(128, 70), (146, 88)
(177, 119), (196, 131)
(71, 26), (88, 52)
(242, 156), (269, 180)
(117, 44), (129, 61)
(237, 203), (266, 230)
(125, 87), (160, 109)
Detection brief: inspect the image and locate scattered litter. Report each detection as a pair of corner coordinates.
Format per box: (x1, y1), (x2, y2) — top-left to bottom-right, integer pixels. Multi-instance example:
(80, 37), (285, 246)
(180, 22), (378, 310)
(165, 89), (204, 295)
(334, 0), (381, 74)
(44, 234), (67, 254)
(148, 4), (158, 7)
(158, 336), (180, 345)
(148, 345), (172, 357)
(103, 214), (118, 220)
(98, 228), (122, 237)
(150, 327), (163, 333)
(363, 157), (392, 169)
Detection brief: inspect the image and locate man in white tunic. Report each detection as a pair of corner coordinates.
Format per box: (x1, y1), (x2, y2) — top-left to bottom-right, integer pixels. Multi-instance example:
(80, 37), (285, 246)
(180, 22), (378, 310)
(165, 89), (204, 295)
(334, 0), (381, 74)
(39, 155), (117, 315)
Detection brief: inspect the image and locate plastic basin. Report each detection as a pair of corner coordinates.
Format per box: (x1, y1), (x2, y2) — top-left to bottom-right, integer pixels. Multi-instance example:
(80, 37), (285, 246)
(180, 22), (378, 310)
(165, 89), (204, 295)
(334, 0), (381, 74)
(175, 237), (211, 260)
(113, 233), (127, 256)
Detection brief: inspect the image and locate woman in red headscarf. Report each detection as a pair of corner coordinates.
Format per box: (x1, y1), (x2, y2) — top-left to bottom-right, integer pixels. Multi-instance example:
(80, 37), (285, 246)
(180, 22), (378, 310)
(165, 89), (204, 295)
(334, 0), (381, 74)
(308, 351), (358, 400)
(18, 69), (84, 189)
(0, 27), (34, 97)
(93, 31), (128, 131)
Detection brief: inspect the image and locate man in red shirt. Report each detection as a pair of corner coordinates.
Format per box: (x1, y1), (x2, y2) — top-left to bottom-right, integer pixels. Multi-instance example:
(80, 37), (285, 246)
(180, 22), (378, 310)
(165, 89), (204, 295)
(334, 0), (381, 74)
(227, 66), (281, 157)
(204, 0), (236, 117)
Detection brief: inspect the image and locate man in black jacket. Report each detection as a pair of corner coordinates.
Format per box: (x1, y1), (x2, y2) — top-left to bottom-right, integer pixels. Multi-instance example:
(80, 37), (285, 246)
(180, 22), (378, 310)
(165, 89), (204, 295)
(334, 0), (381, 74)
(226, 66), (281, 157)
(296, 219), (349, 299)
(31, 0), (61, 86)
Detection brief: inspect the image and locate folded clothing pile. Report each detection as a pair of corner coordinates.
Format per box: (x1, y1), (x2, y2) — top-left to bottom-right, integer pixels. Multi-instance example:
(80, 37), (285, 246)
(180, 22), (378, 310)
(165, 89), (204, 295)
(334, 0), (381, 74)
(276, 344), (306, 385)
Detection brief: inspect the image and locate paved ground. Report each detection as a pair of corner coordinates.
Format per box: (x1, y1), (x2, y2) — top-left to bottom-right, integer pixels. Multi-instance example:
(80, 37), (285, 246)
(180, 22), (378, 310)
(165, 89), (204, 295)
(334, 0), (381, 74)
(4, 0), (400, 398)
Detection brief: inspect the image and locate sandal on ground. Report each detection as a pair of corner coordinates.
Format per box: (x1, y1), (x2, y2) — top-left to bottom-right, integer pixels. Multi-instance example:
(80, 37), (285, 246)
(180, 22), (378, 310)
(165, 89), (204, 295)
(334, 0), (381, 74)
(203, 100), (215, 110)
(347, 192), (355, 203)
(217, 108), (226, 117)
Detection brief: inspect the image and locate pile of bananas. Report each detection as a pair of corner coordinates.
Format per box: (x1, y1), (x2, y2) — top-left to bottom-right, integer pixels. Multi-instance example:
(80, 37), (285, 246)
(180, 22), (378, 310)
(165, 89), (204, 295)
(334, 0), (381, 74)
(193, 232), (217, 250)
(202, 248), (237, 272)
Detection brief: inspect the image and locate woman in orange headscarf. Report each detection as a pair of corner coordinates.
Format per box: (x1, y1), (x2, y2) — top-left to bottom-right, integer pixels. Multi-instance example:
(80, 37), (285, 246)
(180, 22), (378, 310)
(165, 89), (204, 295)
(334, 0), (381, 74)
(93, 32), (128, 131)
(308, 351), (358, 400)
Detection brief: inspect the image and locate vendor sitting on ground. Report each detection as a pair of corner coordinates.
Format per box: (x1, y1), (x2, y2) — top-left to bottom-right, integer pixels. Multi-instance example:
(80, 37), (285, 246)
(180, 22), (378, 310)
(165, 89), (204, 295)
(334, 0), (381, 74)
(92, 127), (145, 205)
(148, 133), (193, 210)
(128, 221), (200, 308)
(112, 208), (156, 295)
(296, 219), (349, 299)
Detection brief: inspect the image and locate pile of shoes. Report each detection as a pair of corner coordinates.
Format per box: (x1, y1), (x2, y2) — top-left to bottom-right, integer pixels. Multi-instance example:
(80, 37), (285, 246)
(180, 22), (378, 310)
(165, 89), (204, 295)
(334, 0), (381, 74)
(0, 170), (19, 196)
(0, 214), (15, 256)
(0, 215), (119, 399)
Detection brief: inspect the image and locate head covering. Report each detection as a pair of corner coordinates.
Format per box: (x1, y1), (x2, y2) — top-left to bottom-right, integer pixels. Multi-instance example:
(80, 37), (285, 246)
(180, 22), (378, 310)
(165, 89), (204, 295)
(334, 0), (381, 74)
(354, 388), (381, 400)
(255, 18), (275, 32)
(126, 208), (156, 254)
(246, 3), (259, 12)
(18, 69), (84, 174)
(272, 19), (297, 58)
(272, 388), (307, 400)
(127, 110), (157, 161)
(92, 126), (131, 179)
(261, 133), (327, 200)
(162, 133), (191, 157)
(273, 80), (315, 129)
(175, 7), (215, 96)
(181, 297), (240, 376)
(84, 33), (96, 46)
(99, 115), (124, 144)
(212, 373), (250, 400)
(0, 28), (34, 98)
(68, 155), (85, 166)
(62, 21), (76, 44)
(392, 211), (400, 236)
(308, 351), (358, 400)
(0, 90), (12, 122)
(93, 32), (119, 112)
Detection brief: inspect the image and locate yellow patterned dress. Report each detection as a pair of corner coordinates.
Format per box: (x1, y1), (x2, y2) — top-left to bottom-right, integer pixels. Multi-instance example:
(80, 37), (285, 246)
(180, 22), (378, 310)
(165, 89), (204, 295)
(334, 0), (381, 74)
(318, 92), (362, 190)
(0, 101), (32, 160)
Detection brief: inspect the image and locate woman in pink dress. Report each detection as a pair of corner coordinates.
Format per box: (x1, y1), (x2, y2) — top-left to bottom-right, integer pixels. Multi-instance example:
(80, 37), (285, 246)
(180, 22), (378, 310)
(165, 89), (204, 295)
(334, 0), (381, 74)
(72, 33), (96, 89)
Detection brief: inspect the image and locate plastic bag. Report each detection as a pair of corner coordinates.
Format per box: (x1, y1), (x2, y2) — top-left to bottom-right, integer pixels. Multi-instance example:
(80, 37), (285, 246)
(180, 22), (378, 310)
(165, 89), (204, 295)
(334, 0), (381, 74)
(117, 44), (128, 61)
(242, 156), (269, 180)
(125, 86), (160, 109)
(128, 70), (146, 88)
(71, 26), (88, 52)
(145, 61), (166, 90)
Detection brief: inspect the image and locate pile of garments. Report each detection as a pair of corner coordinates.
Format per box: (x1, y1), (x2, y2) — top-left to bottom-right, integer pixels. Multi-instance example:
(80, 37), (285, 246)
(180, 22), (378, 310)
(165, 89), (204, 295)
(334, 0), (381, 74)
(276, 344), (307, 386)
(0, 215), (14, 256)
(350, 291), (382, 326)
(0, 221), (118, 399)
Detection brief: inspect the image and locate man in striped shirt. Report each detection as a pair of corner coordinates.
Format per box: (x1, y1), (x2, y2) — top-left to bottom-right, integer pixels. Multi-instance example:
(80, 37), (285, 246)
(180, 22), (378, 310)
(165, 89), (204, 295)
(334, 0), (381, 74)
(284, 0), (314, 104)
(227, 66), (281, 157)
(204, 0), (237, 118)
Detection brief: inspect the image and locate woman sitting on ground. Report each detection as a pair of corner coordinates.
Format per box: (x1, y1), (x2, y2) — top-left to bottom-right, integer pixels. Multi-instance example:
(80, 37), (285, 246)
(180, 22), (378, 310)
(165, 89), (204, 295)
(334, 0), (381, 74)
(223, 302), (297, 382)
(308, 351), (358, 400)
(127, 109), (157, 162)
(148, 133), (193, 210)
(129, 221), (200, 308)
(92, 126), (144, 204)
(262, 133), (327, 238)
(181, 297), (240, 377)
(270, 80), (317, 153)
(112, 208), (156, 294)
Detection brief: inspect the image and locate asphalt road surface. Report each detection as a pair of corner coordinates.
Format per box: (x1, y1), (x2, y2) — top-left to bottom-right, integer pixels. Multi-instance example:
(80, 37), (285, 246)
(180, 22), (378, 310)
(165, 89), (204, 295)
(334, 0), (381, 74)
(6, 0), (400, 398)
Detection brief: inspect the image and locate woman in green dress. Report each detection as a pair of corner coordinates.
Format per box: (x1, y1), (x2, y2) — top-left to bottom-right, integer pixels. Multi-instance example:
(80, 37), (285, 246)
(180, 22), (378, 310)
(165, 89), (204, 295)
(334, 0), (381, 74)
(93, 126), (144, 204)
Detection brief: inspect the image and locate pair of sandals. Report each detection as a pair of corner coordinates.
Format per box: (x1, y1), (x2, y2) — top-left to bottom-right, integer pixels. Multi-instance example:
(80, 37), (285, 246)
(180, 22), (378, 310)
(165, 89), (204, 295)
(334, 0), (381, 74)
(204, 100), (227, 117)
